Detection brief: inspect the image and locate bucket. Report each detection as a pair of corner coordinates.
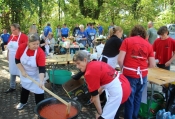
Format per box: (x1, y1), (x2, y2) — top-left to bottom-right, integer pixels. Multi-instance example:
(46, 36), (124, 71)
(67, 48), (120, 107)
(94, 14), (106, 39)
(35, 97), (81, 119)
(2, 50), (7, 58)
(48, 70), (72, 84)
(139, 91), (164, 118)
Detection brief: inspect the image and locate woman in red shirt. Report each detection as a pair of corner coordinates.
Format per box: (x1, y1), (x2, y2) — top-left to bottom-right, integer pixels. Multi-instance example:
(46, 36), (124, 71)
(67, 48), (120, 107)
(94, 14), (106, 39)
(118, 25), (155, 119)
(4, 23), (28, 93)
(15, 34), (45, 110)
(73, 51), (131, 119)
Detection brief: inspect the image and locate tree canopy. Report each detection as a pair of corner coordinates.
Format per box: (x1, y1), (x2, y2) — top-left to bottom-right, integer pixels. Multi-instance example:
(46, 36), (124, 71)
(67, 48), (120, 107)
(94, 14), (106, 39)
(0, 0), (174, 35)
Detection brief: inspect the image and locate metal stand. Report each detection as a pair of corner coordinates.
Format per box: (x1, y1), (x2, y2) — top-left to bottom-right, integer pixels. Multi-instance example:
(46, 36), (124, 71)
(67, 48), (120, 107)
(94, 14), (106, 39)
(148, 82), (155, 119)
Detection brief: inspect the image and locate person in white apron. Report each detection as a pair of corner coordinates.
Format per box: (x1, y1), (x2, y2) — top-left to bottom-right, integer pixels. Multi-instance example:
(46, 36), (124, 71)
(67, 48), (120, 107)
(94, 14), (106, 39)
(48, 32), (55, 53)
(73, 51), (131, 119)
(118, 25), (155, 119)
(45, 38), (50, 56)
(15, 34), (45, 109)
(4, 23), (28, 93)
(99, 26), (123, 69)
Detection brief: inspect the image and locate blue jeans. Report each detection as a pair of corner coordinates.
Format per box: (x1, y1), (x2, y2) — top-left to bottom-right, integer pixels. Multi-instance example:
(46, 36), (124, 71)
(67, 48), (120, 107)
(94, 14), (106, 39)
(10, 74), (17, 89)
(124, 76), (147, 119)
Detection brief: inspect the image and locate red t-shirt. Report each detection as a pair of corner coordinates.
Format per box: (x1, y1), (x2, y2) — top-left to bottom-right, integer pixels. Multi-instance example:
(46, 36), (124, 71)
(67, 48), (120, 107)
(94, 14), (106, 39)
(153, 37), (175, 64)
(84, 61), (131, 103)
(120, 36), (154, 78)
(15, 43), (45, 66)
(8, 33), (28, 45)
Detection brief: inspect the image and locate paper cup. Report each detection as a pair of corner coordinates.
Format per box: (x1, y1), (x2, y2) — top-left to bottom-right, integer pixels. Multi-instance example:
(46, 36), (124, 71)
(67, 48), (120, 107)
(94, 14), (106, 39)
(49, 53), (53, 58)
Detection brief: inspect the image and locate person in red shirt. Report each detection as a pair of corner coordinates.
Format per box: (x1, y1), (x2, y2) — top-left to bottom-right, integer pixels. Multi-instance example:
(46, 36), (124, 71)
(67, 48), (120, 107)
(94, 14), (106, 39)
(153, 26), (175, 103)
(73, 51), (131, 119)
(15, 34), (45, 110)
(153, 26), (175, 70)
(118, 25), (155, 119)
(4, 23), (28, 93)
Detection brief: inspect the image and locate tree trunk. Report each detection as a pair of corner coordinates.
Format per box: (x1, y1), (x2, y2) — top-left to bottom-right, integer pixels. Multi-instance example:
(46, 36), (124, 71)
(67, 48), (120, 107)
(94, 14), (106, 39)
(38, 0), (43, 29)
(132, 0), (141, 19)
(79, 0), (104, 19)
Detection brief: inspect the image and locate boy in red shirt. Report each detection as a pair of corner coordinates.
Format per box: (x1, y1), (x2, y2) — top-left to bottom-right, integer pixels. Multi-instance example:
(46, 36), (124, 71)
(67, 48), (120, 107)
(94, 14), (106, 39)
(153, 26), (175, 70)
(153, 26), (175, 102)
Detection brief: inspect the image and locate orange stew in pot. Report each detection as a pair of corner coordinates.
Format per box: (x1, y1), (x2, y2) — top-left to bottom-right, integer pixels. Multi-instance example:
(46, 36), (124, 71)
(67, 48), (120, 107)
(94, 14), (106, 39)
(39, 104), (78, 119)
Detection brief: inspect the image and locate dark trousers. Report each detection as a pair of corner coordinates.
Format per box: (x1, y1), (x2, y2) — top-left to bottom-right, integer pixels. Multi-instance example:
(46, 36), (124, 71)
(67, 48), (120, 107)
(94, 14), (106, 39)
(20, 87), (44, 104)
(1, 42), (7, 51)
(114, 104), (124, 119)
(157, 64), (170, 70)
(157, 64), (170, 102)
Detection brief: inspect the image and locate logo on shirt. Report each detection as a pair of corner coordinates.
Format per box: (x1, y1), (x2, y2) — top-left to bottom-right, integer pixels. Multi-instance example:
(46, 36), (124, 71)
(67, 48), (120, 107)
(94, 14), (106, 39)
(165, 44), (169, 48)
(131, 44), (148, 60)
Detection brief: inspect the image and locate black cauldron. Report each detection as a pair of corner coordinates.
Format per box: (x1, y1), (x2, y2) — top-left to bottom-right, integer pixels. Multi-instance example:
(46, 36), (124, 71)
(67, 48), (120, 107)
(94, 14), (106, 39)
(34, 97), (81, 119)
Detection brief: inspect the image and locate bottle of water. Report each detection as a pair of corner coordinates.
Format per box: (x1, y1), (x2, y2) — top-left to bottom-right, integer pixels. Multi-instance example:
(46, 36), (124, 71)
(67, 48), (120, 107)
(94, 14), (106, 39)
(171, 115), (175, 119)
(163, 112), (171, 119)
(96, 32), (99, 38)
(156, 109), (165, 119)
(90, 43), (93, 48)
(90, 43), (93, 54)
(71, 50), (74, 58)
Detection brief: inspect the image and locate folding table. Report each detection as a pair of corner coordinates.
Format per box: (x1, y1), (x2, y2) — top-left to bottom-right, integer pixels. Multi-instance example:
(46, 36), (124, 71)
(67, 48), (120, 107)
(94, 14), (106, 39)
(147, 67), (175, 118)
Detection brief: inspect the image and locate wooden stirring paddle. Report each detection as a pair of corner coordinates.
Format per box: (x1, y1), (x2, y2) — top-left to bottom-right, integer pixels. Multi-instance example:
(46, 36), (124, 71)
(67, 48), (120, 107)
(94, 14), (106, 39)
(26, 76), (71, 116)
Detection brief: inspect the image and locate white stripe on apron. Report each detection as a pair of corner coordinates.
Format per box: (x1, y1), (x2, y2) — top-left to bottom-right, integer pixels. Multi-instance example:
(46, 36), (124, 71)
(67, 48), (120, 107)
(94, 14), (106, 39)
(101, 72), (123, 119)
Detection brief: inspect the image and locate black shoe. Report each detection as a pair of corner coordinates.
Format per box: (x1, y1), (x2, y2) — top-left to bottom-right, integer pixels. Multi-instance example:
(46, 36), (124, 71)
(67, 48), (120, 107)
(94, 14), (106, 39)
(4, 88), (16, 93)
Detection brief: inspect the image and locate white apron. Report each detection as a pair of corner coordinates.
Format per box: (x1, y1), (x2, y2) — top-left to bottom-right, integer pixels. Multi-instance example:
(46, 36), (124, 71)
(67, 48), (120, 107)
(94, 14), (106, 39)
(96, 44), (104, 57)
(20, 46), (44, 94)
(101, 72), (123, 119)
(45, 39), (50, 55)
(99, 55), (119, 69)
(7, 32), (21, 75)
(122, 66), (148, 104)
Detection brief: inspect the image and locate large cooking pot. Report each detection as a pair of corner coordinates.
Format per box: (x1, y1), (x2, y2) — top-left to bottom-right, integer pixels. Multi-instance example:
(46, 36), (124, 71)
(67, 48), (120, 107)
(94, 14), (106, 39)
(35, 97), (81, 119)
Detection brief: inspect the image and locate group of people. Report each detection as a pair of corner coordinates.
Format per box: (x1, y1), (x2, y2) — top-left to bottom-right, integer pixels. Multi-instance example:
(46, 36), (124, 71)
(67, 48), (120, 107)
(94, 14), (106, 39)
(1, 20), (175, 119)
(55, 22), (104, 48)
(72, 22), (175, 119)
(3, 23), (46, 110)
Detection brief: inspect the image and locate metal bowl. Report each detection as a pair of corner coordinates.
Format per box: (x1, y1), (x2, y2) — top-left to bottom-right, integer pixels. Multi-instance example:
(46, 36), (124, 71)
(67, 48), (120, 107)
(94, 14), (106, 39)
(34, 97), (81, 119)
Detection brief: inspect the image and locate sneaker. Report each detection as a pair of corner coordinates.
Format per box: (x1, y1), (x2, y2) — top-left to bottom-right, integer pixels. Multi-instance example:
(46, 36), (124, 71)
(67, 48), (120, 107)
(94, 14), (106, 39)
(16, 103), (27, 110)
(4, 88), (16, 93)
